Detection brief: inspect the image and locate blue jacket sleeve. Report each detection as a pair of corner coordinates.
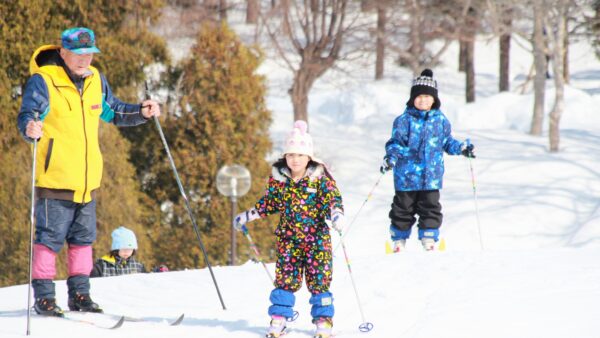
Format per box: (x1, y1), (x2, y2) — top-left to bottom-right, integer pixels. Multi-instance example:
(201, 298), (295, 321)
(18, 74), (50, 143)
(442, 115), (463, 155)
(384, 115), (411, 163)
(100, 73), (148, 127)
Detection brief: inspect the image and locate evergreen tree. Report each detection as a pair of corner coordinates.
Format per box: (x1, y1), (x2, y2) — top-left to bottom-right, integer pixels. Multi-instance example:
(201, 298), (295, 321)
(143, 23), (273, 269)
(0, 1), (58, 286)
(0, 68), (32, 286)
(93, 123), (157, 267)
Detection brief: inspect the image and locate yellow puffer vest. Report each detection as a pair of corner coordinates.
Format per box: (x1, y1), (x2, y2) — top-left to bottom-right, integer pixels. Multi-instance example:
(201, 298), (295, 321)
(30, 45), (104, 203)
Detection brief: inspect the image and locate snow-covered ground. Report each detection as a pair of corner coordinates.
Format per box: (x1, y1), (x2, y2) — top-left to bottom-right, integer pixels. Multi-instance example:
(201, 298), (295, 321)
(2, 10), (600, 338)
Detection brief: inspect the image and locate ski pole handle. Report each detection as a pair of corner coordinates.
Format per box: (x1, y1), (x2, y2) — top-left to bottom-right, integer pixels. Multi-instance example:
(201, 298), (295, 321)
(30, 111), (41, 141)
(144, 82), (164, 133)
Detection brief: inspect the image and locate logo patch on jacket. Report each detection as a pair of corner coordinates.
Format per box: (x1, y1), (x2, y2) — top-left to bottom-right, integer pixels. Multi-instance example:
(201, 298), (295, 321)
(91, 104), (100, 110)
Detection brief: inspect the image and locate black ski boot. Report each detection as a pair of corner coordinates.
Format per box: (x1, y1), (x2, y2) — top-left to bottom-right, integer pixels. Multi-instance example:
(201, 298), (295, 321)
(68, 293), (103, 313)
(34, 298), (64, 317)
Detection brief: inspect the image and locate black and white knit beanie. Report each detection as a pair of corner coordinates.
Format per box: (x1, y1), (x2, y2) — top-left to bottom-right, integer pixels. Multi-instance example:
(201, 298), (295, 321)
(407, 68), (441, 110)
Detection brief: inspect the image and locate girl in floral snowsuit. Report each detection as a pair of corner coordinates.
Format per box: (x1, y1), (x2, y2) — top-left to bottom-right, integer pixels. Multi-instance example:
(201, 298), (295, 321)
(235, 120), (344, 338)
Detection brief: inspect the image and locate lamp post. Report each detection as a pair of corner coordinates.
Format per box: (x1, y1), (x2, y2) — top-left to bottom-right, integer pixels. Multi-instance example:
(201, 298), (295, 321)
(216, 164), (251, 265)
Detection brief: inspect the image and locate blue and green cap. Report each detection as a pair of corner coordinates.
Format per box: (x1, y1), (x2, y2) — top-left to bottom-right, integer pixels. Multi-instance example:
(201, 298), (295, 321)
(61, 27), (101, 54)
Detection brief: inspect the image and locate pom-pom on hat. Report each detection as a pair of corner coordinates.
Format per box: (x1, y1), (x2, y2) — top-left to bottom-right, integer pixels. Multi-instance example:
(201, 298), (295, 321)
(284, 120), (314, 158)
(407, 68), (440, 110)
(111, 226), (138, 251)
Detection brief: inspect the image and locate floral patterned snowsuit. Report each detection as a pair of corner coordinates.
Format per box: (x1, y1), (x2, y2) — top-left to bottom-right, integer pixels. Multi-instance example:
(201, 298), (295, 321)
(255, 163), (343, 320)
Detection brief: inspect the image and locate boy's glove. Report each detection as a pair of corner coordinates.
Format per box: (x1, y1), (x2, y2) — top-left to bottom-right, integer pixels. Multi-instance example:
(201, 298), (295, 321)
(330, 209), (345, 233)
(380, 156), (396, 174)
(152, 264), (169, 272)
(461, 143), (476, 158)
(234, 208), (260, 231)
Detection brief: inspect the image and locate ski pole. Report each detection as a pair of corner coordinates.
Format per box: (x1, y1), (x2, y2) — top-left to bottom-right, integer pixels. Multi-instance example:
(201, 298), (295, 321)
(145, 82), (227, 310)
(336, 230), (373, 333)
(26, 112), (39, 335)
(333, 172), (385, 254)
(240, 225), (274, 283)
(466, 139), (483, 251)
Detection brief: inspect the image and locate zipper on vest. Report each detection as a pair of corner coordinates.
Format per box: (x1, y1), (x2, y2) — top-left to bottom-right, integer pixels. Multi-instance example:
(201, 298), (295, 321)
(80, 86), (89, 203)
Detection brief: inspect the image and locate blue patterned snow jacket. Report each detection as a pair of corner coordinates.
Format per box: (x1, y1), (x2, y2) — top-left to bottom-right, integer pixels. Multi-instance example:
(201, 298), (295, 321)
(384, 107), (463, 191)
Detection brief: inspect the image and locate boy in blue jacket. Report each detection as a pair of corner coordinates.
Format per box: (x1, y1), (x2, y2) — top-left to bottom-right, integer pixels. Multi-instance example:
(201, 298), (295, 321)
(380, 69), (475, 251)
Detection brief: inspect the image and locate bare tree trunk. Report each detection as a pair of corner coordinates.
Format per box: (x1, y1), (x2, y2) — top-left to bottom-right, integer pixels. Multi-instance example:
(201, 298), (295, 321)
(406, 0), (423, 74)
(466, 37), (475, 102)
(549, 70), (565, 152)
(499, 33), (510, 92)
(246, 0), (259, 24)
(290, 68), (319, 123)
(465, 7), (477, 103)
(388, 0), (454, 73)
(261, 0), (348, 124)
(361, 0), (373, 12)
(375, 4), (386, 80)
(499, 9), (512, 92)
(547, 4), (568, 152)
(219, 0), (227, 21)
(204, 0), (219, 20)
(563, 22), (569, 84)
(531, 0), (546, 136)
(459, 40), (467, 72)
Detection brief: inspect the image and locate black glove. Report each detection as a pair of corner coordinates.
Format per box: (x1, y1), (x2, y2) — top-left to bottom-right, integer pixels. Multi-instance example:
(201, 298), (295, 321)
(461, 144), (475, 158)
(380, 156), (395, 174)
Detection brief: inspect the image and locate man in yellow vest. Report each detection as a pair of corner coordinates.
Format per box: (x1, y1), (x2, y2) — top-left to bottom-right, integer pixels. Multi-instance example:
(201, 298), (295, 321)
(17, 27), (161, 317)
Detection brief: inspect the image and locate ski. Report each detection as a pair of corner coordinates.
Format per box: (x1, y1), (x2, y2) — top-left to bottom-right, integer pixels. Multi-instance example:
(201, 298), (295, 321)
(385, 238), (447, 253)
(85, 312), (184, 326)
(169, 313), (185, 326)
(44, 312), (125, 329)
(121, 313), (185, 326)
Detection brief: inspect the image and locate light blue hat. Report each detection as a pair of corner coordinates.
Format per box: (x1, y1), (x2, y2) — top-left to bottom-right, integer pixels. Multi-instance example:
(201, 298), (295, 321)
(61, 27), (101, 55)
(111, 226), (138, 251)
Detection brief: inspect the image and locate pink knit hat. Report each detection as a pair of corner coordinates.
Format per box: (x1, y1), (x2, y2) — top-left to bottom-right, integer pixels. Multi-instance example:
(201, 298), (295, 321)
(284, 120), (314, 158)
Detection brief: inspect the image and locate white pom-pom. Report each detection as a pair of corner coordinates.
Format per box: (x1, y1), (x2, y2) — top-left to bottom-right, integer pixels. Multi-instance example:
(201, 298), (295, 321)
(293, 120), (308, 134)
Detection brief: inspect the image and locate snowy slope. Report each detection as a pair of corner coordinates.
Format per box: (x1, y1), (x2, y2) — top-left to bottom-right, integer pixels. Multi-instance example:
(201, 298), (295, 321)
(3, 10), (600, 338)
(2, 247), (599, 338)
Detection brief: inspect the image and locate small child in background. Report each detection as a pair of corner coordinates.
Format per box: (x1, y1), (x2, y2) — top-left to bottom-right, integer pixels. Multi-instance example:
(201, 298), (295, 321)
(234, 120), (344, 338)
(91, 226), (167, 277)
(380, 69), (475, 252)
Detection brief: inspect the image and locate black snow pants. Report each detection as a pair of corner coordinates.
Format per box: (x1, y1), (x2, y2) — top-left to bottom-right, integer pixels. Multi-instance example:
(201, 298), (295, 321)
(389, 190), (442, 231)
